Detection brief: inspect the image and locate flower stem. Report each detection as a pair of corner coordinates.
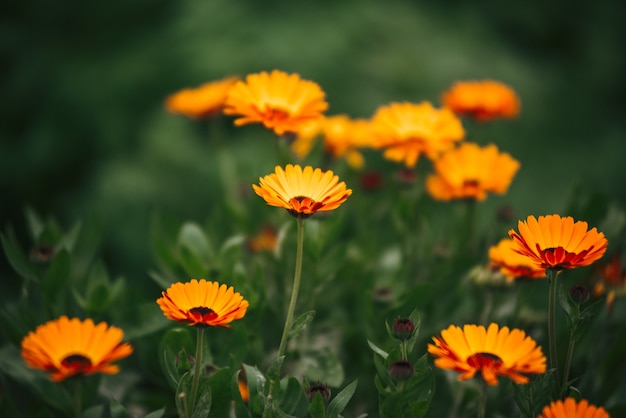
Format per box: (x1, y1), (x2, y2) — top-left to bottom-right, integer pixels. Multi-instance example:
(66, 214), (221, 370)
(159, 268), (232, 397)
(547, 269), (561, 391)
(189, 327), (205, 415)
(72, 377), (82, 418)
(562, 332), (576, 388)
(277, 217), (305, 359)
(477, 379), (487, 418)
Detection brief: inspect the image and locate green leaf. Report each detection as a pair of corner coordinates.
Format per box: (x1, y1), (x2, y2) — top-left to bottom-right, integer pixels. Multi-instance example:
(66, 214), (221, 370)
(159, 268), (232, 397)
(231, 369), (251, 418)
(176, 371), (212, 418)
(158, 328), (195, 390)
(207, 368), (234, 418)
(144, 408), (166, 418)
(327, 379), (357, 418)
(1, 228), (38, 281)
(279, 377), (306, 415)
(367, 339), (389, 360)
(108, 398), (135, 418)
(42, 249), (71, 312)
(308, 393), (326, 418)
(24, 206), (44, 241)
(264, 356), (285, 400)
(177, 222), (213, 277)
(242, 364), (266, 414)
(287, 310), (315, 339)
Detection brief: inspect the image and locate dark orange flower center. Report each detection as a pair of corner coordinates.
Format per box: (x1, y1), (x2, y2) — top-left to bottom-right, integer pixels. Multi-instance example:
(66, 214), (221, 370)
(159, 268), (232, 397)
(539, 246), (591, 270)
(61, 354), (92, 373)
(287, 195), (323, 218)
(189, 307), (218, 324)
(467, 352), (503, 370)
(263, 107), (290, 122)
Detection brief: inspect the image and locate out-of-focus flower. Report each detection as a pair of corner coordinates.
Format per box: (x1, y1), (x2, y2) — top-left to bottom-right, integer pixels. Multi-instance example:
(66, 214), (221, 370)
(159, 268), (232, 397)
(223, 70), (328, 136)
(321, 115), (374, 169)
(371, 101), (464, 168)
(426, 143), (520, 201)
(157, 279), (248, 327)
(427, 323), (546, 386)
(237, 371), (249, 403)
(593, 252), (626, 313)
(290, 120), (322, 159)
(441, 80), (520, 122)
(252, 164), (351, 219)
(21, 316), (133, 382)
(508, 215), (608, 271)
(165, 76), (240, 119)
(359, 171), (384, 191)
(537, 397), (610, 418)
(488, 238), (546, 280)
(247, 226), (279, 253)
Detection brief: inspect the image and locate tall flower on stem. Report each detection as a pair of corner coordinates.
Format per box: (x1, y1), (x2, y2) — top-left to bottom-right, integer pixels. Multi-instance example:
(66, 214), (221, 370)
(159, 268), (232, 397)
(253, 164), (351, 358)
(428, 323), (546, 418)
(508, 214), (608, 390)
(157, 279), (249, 417)
(223, 70), (328, 136)
(21, 316), (133, 417)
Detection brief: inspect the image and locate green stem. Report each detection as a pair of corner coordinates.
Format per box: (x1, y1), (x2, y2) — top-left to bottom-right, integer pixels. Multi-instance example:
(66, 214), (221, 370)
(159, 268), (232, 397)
(400, 340), (408, 361)
(477, 379), (487, 418)
(547, 269), (561, 390)
(562, 332), (576, 388)
(72, 377), (82, 418)
(189, 327), (205, 416)
(277, 218), (305, 359)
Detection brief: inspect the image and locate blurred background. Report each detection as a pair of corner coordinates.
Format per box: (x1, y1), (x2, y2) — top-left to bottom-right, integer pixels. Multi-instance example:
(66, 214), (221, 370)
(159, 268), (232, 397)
(2, 0), (626, 287)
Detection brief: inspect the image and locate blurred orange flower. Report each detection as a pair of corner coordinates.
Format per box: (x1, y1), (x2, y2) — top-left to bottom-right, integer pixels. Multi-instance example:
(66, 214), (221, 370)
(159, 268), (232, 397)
(322, 115), (374, 169)
(508, 215), (608, 271)
(428, 323), (546, 386)
(165, 76), (240, 119)
(224, 70), (328, 136)
(537, 397), (610, 418)
(21, 316), (133, 382)
(593, 252), (626, 313)
(371, 101), (464, 168)
(157, 279), (249, 327)
(442, 80), (520, 121)
(489, 238), (546, 279)
(425, 143), (520, 201)
(253, 164), (352, 218)
(248, 226), (279, 253)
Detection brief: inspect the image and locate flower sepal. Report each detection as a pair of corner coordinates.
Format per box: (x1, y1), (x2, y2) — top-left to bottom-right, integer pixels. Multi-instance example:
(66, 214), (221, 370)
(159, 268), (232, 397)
(558, 284), (604, 343)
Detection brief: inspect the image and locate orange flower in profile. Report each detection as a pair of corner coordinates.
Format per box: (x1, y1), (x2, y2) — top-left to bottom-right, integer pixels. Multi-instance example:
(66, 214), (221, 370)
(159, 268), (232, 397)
(21, 316), (133, 382)
(508, 215), (608, 271)
(165, 76), (240, 119)
(157, 279), (249, 327)
(489, 238), (546, 280)
(442, 80), (520, 121)
(371, 101), (465, 168)
(593, 252), (626, 313)
(223, 70), (328, 136)
(427, 323), (546, 386)
(253, 164), (352, 218)
(248, 225), (279, 253)
(537, 397), (610, 418)
(426, 142), (520, 201)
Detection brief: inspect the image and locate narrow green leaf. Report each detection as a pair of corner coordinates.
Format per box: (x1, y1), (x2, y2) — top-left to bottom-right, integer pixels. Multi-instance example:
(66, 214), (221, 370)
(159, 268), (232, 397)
(327, 379), (357, 418)
(159, 328), (195, 390)
(207, 368), (234, 418)
(367, 339), (389, 360)
(144, 408), (166, 418)
(308, 393), (326, 418)
(287, 310), (315, 339)
(1, 228), (38, 281)
(24, 206), (44, 241)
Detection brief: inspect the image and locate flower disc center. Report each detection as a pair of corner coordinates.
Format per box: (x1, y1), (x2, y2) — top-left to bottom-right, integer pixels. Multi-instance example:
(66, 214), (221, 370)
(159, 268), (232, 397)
(189, 306), (218, 323)
(61, 354), (92, 372)
(467, 352), (503, 369)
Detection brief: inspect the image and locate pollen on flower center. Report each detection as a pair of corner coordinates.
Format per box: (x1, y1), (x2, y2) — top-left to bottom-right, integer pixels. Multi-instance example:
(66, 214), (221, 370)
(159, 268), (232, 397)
(264, 107), (290, 121)
(189, 307), (218, 322)
(466, 352), (503, 369)
(61, 354), (92, 371)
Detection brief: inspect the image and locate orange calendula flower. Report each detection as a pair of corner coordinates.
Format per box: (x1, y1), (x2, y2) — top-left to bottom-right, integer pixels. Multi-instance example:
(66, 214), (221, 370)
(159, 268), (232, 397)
(425, 142), (520, 201)
(253, 164), (352, 218)
(489, 238), (546, 279)
(248, 225), (279, 253)
(165, 76), (240, 119)
(593, 252), (626, 314)
(21, 316), (133, 382)
(321, 115), (374, 169)
(371, 101), (465, 168)
(428, 323), (546, 386)
(157, 279), (249, 327)
(442, 80), (520, 121)
(223, 70), (328, 136)
(537, 397), (610, 418)
(508, 215), (608, 271)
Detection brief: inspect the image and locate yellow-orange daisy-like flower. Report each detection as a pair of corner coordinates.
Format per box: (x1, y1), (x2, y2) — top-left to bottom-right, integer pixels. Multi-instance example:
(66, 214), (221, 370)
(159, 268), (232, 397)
(489, 238), (546, 280)
(165, 76), (240, 119)
(371, 101), (465, 168)
(427, 323), (546, 386)
(508, 215), (608, 271)
(425, 142), (520, 201)
(537, 397), (610, 418)
(253, 164), (352, 219)
(441, 80), (520, 122)
(223, 70), (328, 136)
(21, 316), (133, 382)
(157, 279), (249, 327)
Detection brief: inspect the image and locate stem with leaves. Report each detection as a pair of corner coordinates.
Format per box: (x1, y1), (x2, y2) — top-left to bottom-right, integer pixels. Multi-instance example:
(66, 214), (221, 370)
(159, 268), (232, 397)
(189, 327), (205, 415)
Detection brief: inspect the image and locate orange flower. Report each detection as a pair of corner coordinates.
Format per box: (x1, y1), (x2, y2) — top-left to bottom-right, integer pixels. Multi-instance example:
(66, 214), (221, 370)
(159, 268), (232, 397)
(508, 215), (608, 271)
(253, 164), (352, 218)
(321, 115), (374, 169)
(489, 238), (546, 279)
(442, 80), (520, 121)
(248, 226), (279, 253)
(21, 316), (133, 382)
(371, 101), (464, 168)
(157, 279), (249, 327)
(427, 323), (546, 386)
(165, 76), (240, 119)
(425, 142), (520, 201)
(223, 70), (328, 136)
(537, 397), (610, 418)
(290, 119), (323, 159)
(593, 252), (626, 313)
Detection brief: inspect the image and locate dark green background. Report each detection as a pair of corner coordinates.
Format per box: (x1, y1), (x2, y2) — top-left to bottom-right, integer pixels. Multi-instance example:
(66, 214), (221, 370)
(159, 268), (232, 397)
(3, 0), (626, 279)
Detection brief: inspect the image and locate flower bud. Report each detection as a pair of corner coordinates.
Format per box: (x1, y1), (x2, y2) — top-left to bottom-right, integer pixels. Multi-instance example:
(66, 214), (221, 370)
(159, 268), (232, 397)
(388, 360), (414, 381)
(391, 317), (416, 341)
(569, 284), (590, 305)
(305, 381), (331, 404)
